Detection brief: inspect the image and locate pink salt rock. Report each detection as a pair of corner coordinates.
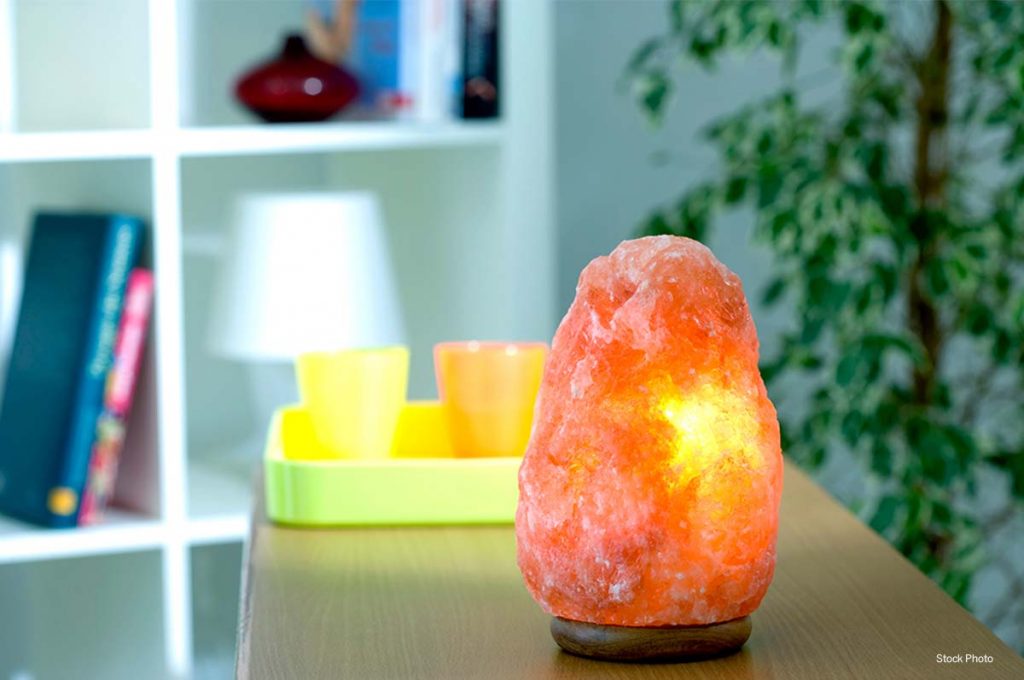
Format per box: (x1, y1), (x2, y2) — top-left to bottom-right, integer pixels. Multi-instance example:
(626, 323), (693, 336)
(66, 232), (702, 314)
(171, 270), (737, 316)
(516, 236), (783, 627)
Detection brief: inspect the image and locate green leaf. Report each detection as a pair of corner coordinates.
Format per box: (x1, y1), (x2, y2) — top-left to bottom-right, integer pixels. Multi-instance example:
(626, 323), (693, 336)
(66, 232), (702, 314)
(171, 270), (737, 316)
(870, 440), (892, 476)
(854, 41), (875, 71)
(965, 305), (993, 336)
(853, 285), (875, 314)
(932, 501), (952, 526)
(759, 357), (785, 383)
(826, 281), (851, 309)
(724, 176), (747, 204)
(690, 36), (717, 64)
(639, 212), (672, 237)
(926, 259), (949, 296)
(637, 71), (673, 122)
(836, 353), (860, 386)
(756, 171), (783, 209)
(762, 277), (787, 305)
(669, 0), (685, 32)
(921, 433), (952, 485)
(800, 0), (824, 18)
(993, 329), (1013, 363)
(800, 316), (825, 344)
(625, 38), (664, 75)
(945, 426), (976, 469)
(988, 451), (1024, 499)
(841, 410), (864, 446)
(799, 353), (823, 370)
(863, 333), (926, 367)
(871, 262), (898, 300)
(870, 495), (900, 534)
(940, 571), (971, 606)
(963, 242), (987, 261)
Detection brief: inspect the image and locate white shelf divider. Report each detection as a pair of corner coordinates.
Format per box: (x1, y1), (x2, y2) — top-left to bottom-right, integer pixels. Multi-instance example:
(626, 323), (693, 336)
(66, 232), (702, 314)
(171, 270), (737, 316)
(0, 130), (155, 162)
(187, 515), (250, 546)
(150, 0), (192, 675)
(0, 513), (166, 565)
(153, 147), (192, 679)
(174, 121), (505, 156)
(0, 122), (504, 164)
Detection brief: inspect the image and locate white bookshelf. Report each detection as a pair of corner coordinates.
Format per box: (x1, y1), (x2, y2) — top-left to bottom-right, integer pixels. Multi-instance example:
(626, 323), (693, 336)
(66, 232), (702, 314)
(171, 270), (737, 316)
(0, 1), (554, 678)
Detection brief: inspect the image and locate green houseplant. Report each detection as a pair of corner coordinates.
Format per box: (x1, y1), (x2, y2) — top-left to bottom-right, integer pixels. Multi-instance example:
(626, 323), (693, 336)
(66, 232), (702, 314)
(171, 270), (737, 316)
(628, 0), (1023, 643)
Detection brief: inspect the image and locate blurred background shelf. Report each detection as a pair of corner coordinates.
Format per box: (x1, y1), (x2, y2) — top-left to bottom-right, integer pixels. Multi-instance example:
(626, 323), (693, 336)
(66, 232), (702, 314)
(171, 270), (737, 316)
(0, 511), (165, 565)
(0, 0), (553, 677)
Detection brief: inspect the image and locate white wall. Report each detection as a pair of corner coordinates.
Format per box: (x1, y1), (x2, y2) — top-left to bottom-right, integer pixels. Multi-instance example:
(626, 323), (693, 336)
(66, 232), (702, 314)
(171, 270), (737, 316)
(554, 0), (837, 359)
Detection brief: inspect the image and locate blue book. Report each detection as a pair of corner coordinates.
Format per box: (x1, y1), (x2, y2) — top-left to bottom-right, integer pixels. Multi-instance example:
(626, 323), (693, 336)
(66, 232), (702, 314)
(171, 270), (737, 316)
(349, 0), (421, 116)
(0, 213), (143, 527)
(353, 0), (402, 110)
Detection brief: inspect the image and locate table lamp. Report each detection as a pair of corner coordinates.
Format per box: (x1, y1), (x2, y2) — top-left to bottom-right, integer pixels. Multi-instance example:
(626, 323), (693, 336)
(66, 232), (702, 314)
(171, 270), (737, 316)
(516, 236), (783, 661)
(207, 191), (404, 448)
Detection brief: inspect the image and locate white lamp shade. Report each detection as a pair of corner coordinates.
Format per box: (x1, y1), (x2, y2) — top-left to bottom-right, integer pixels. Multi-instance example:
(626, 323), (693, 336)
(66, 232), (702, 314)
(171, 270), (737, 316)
(207, 191), (405, 361)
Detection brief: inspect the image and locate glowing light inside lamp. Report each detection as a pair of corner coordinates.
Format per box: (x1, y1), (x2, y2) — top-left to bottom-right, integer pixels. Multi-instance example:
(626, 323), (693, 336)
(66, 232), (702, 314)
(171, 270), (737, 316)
(661, 382), (764, 488)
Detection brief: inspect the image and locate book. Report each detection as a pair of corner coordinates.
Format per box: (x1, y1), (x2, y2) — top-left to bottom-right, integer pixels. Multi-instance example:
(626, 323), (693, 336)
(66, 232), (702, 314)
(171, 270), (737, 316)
(445, 0), (465, 118)
(419, 0), (462, 121)
(460, 0), (500, 119)
(349, 0), (419, 116)
(79, 269), (154, 526)
(0, 213), (143, 527)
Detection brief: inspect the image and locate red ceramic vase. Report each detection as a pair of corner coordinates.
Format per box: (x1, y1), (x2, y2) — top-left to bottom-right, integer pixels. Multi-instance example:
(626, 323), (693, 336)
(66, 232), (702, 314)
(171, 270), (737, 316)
(235, 34), (360, 123)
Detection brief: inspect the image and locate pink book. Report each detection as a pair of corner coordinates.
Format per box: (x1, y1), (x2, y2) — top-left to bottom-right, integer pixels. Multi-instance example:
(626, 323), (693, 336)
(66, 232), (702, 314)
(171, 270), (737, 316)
(79, 269), (154, 525)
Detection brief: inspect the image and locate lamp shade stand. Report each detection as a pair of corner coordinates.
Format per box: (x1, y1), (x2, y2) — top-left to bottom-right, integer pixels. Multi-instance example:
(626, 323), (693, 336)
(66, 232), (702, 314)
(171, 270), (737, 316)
(550, 616), (752, 662)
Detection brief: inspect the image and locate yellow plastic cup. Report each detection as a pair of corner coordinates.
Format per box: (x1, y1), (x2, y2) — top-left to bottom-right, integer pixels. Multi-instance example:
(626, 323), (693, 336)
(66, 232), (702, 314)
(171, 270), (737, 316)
(434, 341), (548, 458)
(295, 346), (409, 459)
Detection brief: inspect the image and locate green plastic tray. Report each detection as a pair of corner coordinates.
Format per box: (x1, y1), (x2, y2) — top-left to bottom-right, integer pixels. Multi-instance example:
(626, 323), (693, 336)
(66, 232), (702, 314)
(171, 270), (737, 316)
(264, 406), (521, 526)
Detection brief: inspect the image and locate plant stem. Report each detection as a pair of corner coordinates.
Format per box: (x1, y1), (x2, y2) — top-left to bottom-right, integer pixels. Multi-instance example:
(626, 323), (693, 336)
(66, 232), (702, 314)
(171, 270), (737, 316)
(908, 0), (953, 404)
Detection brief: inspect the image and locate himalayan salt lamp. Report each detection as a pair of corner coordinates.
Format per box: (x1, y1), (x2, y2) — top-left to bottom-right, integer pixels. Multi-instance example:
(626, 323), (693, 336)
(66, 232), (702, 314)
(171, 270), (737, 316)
(516, 236), (783, 661)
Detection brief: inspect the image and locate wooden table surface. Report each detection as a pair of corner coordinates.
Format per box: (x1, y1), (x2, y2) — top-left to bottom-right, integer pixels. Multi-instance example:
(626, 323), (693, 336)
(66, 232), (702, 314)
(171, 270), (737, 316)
(236, 462), (1024, 679)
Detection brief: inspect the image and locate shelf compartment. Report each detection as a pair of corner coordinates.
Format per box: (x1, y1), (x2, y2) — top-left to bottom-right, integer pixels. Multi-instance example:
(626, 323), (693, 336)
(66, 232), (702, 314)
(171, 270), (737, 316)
(10, 0), (150, 132)
(0, 159), (163, 528)
(0, 549), (165, 677)
(191, 542), (243, 680)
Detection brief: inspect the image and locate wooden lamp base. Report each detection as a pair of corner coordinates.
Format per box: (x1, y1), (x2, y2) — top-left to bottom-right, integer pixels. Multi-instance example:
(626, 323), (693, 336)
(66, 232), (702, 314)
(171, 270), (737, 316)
(550, 616), (751, 662)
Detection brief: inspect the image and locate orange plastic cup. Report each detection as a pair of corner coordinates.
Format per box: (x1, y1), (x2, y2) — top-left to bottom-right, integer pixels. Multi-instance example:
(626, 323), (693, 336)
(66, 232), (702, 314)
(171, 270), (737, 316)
(434, 341), (548, 458)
